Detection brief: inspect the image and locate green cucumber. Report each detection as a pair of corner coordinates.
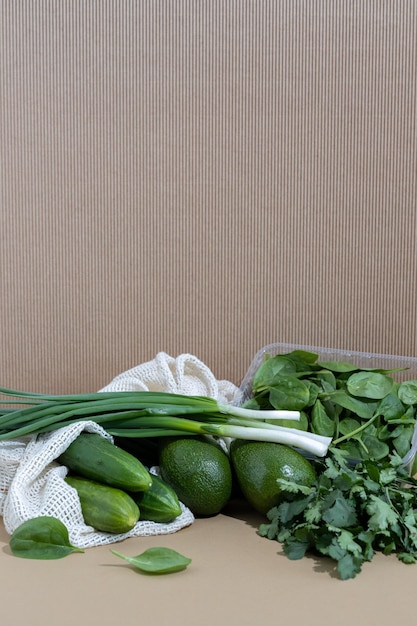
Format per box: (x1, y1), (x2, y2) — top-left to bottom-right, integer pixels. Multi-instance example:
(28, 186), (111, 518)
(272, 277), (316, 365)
(58, 433), (152, 492)
(130, 474), (182, 523)
(65, 475), (140, 533)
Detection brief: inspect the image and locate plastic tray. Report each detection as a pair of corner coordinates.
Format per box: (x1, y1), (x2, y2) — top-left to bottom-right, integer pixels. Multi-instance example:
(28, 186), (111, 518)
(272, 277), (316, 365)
(238, 342), (417, 469)
(239, 342), (417, 401)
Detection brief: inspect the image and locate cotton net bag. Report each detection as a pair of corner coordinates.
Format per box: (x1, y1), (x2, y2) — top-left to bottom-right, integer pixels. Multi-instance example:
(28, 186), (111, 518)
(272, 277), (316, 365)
(0, 352), (239, 549)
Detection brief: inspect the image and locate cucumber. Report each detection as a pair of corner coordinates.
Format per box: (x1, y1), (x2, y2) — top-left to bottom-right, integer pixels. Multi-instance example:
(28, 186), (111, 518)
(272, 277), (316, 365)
(114, 436), (160, 468)
(58, 433), (152, 492)
(130, 474), (182, 523)
(65, 475), (140, 533)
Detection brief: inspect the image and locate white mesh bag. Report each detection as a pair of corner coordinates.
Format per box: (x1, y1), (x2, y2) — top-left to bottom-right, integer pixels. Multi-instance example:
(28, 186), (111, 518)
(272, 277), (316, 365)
(99, 351), (238, 402)
(0, 352), (239, 549)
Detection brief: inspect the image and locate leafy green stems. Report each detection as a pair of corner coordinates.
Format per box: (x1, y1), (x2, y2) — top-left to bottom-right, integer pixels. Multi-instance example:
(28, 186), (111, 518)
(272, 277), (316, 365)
(332, 412), (380, 445)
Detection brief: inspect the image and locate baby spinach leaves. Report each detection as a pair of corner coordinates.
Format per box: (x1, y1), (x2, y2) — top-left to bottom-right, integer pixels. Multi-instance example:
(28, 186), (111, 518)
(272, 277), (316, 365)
(111, 547), (192, 574)
(9, 516), (84, 559)
(247, 350), (417, 462)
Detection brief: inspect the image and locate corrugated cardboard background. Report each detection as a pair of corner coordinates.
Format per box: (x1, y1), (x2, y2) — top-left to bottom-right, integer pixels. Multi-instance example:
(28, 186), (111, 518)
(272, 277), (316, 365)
(1, 1), (416, 393)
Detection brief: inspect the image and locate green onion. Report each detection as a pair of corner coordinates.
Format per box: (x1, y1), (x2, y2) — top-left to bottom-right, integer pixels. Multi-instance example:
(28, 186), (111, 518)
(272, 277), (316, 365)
(0, 388), (332, 457)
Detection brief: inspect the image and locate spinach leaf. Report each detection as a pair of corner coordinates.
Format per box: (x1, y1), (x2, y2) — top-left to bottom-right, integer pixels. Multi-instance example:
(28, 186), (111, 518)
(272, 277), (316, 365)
(398, 380), (417, 405)
(360, 434), (390, 460)
(346, 371), (394, 399)
(338, 417), (361, 436)
(9, 516), (83, 559)
(268, 376), (310, 411)
(302, 380), (321, 407)
(314, 369), (337, 390)
(376, 391), (406, 420)
(330, 390), (375, 419)
(391, 424), (414, 457)
(284, 349), (319, 365)
(111, 547), (192, 574)
(311, 399), (335, 437)
(252, 357), (296, 390)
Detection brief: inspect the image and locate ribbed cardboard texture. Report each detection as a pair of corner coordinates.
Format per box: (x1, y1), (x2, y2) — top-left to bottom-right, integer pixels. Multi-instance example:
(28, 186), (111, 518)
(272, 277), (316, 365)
(1, 1), (416, 393)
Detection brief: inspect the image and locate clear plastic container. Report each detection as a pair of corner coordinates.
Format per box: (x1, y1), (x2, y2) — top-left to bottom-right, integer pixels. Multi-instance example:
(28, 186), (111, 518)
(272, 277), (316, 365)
(238, 342), (417, 470)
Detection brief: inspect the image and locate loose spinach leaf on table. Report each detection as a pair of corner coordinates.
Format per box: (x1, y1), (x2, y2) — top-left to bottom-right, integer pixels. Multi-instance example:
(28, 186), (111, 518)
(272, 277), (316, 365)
(9, 516), (83, 559)
(111, 547), (192, 574)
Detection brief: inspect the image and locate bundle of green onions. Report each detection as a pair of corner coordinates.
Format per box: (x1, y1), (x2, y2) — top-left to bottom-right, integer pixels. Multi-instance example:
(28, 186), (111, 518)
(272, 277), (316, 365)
(0, 387), (332, 457)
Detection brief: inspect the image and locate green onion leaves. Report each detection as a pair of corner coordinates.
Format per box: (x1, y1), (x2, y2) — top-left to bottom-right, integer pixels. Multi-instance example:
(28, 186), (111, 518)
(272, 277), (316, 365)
(0, 387), (332, 456)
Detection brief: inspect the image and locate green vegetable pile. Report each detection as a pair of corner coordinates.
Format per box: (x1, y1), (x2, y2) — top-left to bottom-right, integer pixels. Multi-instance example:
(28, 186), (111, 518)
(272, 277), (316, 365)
(5, 348), (417, 580)
(245, 349), (417, 464)
(244, 349), (417, 579)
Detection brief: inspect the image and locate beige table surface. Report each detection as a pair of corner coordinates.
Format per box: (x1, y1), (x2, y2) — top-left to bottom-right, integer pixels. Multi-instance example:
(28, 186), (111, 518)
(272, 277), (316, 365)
(1, 497), (415, 626)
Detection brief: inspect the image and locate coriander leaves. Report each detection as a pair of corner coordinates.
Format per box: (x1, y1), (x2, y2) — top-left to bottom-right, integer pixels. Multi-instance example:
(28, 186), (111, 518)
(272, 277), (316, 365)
(258, 450), (417, 580)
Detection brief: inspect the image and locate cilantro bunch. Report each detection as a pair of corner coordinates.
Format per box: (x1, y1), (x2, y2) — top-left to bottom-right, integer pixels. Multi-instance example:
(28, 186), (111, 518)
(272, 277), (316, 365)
(259, 448), (417, 579)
